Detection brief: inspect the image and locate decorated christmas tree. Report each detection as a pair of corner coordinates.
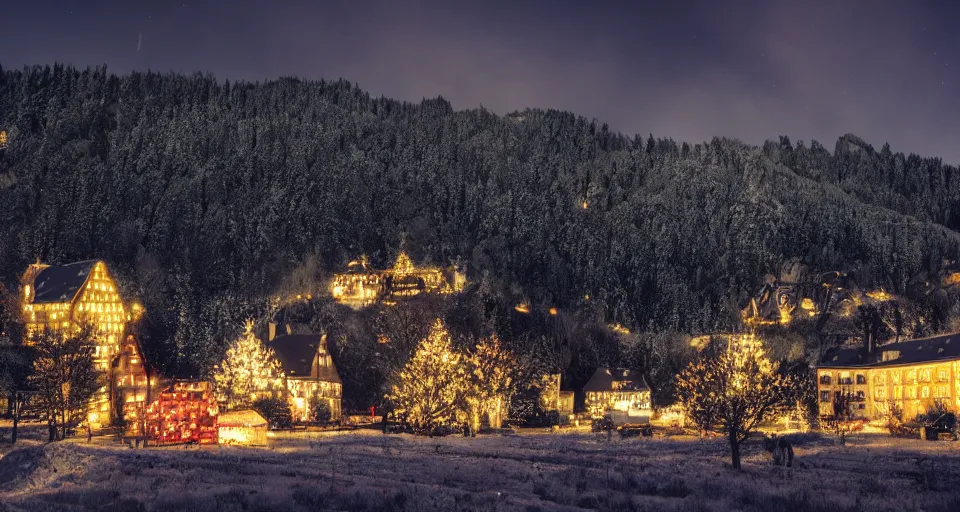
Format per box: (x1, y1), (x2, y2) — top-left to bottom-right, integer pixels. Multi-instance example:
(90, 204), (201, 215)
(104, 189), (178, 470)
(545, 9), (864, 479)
(212, 320), (285, 410)
(387, 319), (467, 431)
(466, 334), (521, 431)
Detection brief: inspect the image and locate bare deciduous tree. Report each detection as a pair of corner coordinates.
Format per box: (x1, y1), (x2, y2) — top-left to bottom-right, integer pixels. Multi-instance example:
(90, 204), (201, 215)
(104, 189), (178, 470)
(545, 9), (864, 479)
(676, 336), (791, 469)
(30, 327), (101, 441)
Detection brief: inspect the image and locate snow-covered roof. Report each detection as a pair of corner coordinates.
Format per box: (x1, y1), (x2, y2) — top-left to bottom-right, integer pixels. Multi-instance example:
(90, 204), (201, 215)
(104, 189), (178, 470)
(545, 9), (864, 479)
(218, 409), (267, 428)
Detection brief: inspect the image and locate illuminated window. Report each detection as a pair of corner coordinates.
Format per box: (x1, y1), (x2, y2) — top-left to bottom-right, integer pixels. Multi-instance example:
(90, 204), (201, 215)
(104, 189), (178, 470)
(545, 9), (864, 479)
(938, 369), (949, 382)
(875, 388), (886, 400)
(922, 387), (930, 398)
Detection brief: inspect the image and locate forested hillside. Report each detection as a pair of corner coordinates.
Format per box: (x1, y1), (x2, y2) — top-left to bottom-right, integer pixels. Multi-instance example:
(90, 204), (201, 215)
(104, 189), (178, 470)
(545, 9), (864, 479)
(2, 64), (960, 384)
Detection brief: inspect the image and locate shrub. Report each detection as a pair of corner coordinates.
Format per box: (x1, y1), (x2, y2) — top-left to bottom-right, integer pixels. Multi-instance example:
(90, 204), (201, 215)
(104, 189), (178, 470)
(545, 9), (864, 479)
(310, 396), (333, 424)
(252, 397), (293, 429)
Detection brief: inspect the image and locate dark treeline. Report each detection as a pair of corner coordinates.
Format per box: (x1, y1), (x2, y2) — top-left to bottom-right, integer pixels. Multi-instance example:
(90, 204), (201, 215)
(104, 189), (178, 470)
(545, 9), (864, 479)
(2, 64), (960, 381)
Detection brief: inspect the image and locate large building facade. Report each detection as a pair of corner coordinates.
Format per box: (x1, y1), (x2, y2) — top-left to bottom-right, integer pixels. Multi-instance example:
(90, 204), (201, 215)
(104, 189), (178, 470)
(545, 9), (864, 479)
(817, 333), (960, 422)
(20, 260), (145, 428)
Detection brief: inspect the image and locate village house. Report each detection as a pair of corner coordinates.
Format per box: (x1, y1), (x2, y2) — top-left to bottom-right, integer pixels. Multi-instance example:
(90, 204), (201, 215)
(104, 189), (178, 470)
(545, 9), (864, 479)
(20, 260), (146, 428)
(583, 368), (652, 420)
(111, 336), (166, 436)
(817, 333), (960, 422)
(330, 252), (465, 308)
(266, 324), (342, 422)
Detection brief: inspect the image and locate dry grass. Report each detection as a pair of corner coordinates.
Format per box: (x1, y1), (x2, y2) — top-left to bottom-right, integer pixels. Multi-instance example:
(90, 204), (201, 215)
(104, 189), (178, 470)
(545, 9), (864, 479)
(1, 429), (958, 511)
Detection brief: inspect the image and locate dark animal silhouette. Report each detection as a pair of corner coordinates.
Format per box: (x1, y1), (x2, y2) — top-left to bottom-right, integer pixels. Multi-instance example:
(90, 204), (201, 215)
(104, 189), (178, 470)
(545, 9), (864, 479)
(763, 434), (794, 467)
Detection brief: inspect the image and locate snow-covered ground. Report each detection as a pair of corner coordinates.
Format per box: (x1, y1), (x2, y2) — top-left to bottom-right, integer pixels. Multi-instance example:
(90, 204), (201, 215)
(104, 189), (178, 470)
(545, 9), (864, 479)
(1, 428), (958, 511)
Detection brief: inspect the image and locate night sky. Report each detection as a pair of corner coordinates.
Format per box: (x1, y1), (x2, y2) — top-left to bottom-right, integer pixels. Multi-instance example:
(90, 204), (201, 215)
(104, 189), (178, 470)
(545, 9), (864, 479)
(2, 0), (959, 163)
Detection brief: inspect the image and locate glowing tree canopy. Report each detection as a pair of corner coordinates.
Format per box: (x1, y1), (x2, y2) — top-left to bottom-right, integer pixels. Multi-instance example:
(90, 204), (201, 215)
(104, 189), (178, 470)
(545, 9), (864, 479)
(212, 320), (285, 410)
(392, 251), (415, 274)
(676, 334), (790, 470)
(465, 334), (522, 430)
(387, 319), (467, 431)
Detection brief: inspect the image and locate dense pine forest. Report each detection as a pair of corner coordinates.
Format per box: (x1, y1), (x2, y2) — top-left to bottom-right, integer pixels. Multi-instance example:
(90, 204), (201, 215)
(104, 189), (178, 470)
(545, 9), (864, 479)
(3, 64), (960, 405)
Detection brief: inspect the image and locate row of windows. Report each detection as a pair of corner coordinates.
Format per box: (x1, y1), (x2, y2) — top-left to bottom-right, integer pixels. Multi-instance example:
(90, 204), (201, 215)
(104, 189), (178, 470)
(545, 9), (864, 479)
(821, 368), (951, 387)
(78, 301), (123, 314)
(820, 390), (867, 402)
(822, 385), (955, 402)
(820, 374), (867, 385)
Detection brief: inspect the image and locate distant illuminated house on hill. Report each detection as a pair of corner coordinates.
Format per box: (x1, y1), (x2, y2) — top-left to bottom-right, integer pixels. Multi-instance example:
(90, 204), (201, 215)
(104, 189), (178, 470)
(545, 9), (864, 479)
(20, 260), (147, 428)
(330, 252), (466, 308)
(266, 326), (342, 422)
(583, 368), (652, 419)
(741, 270), (896, 328)
(817, 333), (960, 422)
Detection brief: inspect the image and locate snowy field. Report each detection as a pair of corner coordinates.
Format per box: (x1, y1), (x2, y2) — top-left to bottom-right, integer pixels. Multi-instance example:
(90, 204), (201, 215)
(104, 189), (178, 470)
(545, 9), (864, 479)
(1, 428), (959, 511)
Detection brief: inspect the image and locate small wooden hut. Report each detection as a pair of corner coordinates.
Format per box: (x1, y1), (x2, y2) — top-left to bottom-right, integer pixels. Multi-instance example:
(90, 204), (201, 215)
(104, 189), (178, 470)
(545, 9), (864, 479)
(218, 409), (269, 446)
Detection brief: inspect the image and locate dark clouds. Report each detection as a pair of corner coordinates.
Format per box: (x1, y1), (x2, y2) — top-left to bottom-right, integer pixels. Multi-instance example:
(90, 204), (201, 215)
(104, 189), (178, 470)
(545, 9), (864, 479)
(2, 0), (958, 163)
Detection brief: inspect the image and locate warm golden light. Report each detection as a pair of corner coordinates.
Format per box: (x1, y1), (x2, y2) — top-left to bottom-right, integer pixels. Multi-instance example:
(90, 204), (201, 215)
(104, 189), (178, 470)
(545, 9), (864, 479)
(331, 251), (466, 308)
(514, 303), (530, 314)
(608, 323), (630, 335)
(944, 272), (960, 287)
(212, 321), (285, 410)
(20, 260), (141, 428)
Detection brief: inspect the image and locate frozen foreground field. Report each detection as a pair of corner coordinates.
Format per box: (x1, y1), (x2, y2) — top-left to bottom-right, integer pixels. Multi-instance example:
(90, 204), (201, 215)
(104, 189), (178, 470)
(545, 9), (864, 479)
(1, 429), (959, 511)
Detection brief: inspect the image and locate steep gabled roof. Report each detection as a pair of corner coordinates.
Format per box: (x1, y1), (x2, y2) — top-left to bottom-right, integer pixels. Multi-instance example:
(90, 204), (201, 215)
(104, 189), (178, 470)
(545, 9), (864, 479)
(31, 260), (98, 304)
(268, 334), (317, 376)
(819, 332), (960, 368)
(583, 368), (649, 392)
(267, 334), (341, 383)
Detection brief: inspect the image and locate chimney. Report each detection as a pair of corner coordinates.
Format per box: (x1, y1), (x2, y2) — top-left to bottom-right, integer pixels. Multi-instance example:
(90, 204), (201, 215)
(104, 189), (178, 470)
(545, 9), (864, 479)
(864, 331), (876, 360)
(268, 322), (276, 342)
